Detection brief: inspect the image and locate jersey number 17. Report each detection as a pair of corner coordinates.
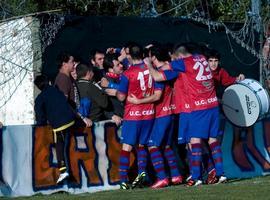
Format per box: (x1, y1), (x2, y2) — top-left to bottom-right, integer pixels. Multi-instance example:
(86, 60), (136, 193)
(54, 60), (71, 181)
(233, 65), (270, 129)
(137, 70), (153, 96)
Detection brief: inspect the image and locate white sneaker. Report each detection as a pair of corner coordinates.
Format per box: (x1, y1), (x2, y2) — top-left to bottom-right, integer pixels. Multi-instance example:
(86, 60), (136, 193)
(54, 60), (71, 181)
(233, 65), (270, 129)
(186, 175), (192, 182)
(194, 180), (203, 186)
(186, 179), (203, 187)
(57, 172), (69, 184)
(217, 176), (227, 184)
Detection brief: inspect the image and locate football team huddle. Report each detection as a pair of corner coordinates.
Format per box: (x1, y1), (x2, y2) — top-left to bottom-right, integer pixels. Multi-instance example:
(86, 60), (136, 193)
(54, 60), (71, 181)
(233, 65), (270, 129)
(34, 42), (245, 187)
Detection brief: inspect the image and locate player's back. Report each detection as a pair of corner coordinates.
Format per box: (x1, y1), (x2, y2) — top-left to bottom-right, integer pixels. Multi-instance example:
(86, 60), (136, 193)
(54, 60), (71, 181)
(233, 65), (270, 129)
(172, 72), (191, 114)
(155, 65), (175, 118)
(183, 55), (218, 111)
(123, 63), (155, 120)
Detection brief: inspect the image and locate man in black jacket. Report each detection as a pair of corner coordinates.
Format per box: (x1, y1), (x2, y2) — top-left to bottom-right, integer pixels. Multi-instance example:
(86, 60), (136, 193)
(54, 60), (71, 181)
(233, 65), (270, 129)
(90, 49), (105, 83)
(76, 64), (109, 122)
(34, 75), (77, 184)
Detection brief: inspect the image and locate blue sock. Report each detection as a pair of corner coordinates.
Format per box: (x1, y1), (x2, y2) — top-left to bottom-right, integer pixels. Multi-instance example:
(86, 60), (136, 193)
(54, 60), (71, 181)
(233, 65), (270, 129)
(191, 143), (202, 180)
(164, 146), (180, 177)
(202, 151), (215, 173)
(149, 147), (167, 180)
(187, 147), (192, 176)
(119, 150), (130, 183)
(137, 146), (147, 174)
(210, 141), (224, 176)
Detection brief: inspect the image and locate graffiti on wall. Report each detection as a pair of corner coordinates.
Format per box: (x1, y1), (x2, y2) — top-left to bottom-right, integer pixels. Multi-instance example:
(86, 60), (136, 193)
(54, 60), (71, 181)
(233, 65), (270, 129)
(32, 118), (270, 191)
(32, 123), (136, 191)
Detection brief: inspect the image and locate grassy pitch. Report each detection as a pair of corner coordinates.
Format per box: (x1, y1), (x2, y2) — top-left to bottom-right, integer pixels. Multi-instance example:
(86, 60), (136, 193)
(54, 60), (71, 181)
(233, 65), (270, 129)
(13, 176), (270, 200)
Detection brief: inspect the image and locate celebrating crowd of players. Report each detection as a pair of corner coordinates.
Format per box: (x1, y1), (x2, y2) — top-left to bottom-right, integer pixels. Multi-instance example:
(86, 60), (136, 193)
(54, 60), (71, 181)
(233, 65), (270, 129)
(34, 42), (245, 188)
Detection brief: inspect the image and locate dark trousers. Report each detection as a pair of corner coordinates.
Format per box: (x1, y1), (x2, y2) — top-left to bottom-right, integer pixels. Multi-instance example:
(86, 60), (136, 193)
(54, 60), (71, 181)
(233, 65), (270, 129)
(53, 128), (70, 173)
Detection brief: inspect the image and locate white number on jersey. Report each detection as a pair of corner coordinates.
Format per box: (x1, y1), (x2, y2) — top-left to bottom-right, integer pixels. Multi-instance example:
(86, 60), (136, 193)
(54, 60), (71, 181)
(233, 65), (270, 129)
(137, 70), (153, 91)
(193, 61), (212, 81)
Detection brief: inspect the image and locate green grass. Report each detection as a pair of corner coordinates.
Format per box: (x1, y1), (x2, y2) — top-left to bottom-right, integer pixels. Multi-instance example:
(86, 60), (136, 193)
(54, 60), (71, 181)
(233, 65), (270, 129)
(9, 176), (270, 200)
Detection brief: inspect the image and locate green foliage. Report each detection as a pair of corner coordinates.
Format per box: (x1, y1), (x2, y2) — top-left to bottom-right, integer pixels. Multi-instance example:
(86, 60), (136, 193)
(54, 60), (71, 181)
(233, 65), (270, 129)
(0, 0), (270, 24)
(0, 0), (38, 19)
(210, 0), (250, 21)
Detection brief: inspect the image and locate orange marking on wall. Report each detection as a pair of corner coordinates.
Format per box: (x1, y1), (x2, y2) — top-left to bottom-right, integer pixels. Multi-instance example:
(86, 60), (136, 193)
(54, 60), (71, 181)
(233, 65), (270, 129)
(34, 126), (59, 188)
(69, 127), (102, 185)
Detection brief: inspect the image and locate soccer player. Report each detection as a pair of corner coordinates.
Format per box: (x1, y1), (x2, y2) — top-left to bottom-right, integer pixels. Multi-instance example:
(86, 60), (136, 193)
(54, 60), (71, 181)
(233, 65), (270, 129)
(204, 49), (245, 184)
(116, 43), (155, 189)
(128, 45), (182, 189)
(147, 43), (226, 186)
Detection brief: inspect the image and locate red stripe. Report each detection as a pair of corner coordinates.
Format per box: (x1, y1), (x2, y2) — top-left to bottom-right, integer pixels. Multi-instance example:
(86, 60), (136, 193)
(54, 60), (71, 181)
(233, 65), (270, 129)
(120, 150), (130, 157)
(164, 147), (172, 152)
(191, 161), (201, 166)
(212, 149), (222, 155)
(213, 157), (223, 163)
(165, 154), (175, 159)
(149, 147), (159, 154)
(138, 154), (147, 158)
(191, 143), (202, 149)
(137, 146), (145, 151)
(156, 168), (165, 173)
(152, 154), (162, 159)
(170, 166), (178, 170)
(210, 141), (220, 149)
(119, 162), (129, 167)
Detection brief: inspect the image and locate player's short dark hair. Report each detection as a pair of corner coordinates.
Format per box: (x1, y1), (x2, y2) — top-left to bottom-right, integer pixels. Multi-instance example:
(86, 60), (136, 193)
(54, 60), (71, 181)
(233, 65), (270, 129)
(76, 64), (93, 79)
(164, 42), (174, 55)
(206, 49), (221, 60)
(124, 41), (137, 49)
(73, 54), (82, 63)
(34, 75), (49, 91)
(143, 47), (151, 58)
(56, 52), (73, 69)
(150, 45), (170, 62)
(143, 41), (160, 58)
(90, 49), (105, 61)
(103, 53), (118, 72)
(129, 43), (143, 60)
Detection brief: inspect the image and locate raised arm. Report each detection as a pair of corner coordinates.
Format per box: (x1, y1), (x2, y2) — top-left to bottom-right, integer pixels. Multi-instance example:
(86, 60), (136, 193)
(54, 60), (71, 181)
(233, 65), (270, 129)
(145, 58), (182, 82)
(144, 57), (166, 81)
